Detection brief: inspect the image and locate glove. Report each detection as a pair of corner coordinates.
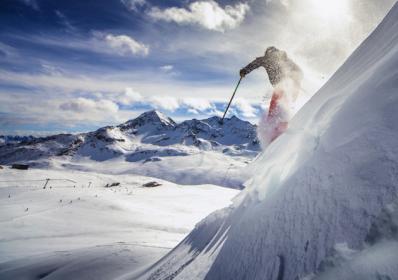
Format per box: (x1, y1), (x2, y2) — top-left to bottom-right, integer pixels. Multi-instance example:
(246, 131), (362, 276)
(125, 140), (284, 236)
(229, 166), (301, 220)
(239, 69), (246, 78)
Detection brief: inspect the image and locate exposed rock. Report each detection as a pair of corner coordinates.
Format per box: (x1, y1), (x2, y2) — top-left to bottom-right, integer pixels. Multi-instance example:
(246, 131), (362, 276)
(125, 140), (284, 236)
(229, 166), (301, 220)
(142, 181), (162, 188)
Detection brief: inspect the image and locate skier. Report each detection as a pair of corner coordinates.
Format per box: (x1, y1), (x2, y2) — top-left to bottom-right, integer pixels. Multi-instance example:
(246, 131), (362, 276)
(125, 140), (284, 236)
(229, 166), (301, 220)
(240, 46), (303, 147)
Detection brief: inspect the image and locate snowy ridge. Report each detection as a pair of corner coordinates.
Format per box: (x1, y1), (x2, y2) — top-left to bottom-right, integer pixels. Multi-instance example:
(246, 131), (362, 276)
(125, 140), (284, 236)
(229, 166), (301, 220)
(138, 3), (398, 280)
(0, 135), (36, 145)
(0, 111), (259, 188)
(0, 110), (258, 165)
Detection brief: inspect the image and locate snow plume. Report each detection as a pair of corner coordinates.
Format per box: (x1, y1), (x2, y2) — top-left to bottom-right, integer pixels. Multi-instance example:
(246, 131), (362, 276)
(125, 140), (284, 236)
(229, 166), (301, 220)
(257, 0), (395, 96)
(148, 1), (250, 32)
(257, 74), (304, 149)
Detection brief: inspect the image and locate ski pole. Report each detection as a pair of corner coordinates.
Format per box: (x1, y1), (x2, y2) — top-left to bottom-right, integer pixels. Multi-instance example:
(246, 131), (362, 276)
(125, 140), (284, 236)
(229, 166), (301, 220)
(220, 76), (243, 124)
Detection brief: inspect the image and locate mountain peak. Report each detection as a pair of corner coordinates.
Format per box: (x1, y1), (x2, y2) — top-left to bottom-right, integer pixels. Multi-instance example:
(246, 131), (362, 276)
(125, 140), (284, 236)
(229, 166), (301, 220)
(119, 110), (176, 131)
(200, 115), (251, 127)
(143, 110), (174, 122)
(137, 110), (176, 126)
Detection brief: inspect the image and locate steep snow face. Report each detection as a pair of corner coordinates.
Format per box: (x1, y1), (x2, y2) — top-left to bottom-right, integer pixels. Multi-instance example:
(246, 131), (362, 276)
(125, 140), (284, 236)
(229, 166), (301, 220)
(141, 3), (398, 280)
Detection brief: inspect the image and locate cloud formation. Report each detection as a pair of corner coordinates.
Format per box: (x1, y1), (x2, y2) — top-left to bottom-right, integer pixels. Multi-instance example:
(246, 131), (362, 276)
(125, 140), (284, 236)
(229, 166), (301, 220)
(94, 33), (149, 56)
(234, 98), (257, 118)
(181, 98), (214, 113)
(59, 97), (119, 113)
(148, 1), (250, 32)
(121, 0), (146, 11)
(117, 88), (214, 113)
(117, 88), (143, 105)
(55, 10), (76, 32)
(1, 0), (395, 134)
(160, 65), (174, 72)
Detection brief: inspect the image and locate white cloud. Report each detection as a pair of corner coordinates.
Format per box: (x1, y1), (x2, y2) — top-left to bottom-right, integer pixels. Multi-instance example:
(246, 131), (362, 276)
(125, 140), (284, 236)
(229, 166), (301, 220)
(55, 10), (76, 32)
(181, 98), (214, 112)
(60, 97), (118, 113)
(104, 34), (149, 56)
(0, 89), (132, 129)
(233, 98), (257, 118)
(114, 88), (217, 113)
(148, 96), (180, 111)
(95, 33), (149, 56)
(118, 87), (143, 105)
(0, 42), (18, 58)
(266, 0), (290, 7)
(0, 83), (254, 134)
(160, 65), (174, 72)
(148, 1), (250, 32)
(121, 0), (147, 11)
(110, 88), (180, 111)
(0, 66), (263, 128)
(0, 69), (238, 101)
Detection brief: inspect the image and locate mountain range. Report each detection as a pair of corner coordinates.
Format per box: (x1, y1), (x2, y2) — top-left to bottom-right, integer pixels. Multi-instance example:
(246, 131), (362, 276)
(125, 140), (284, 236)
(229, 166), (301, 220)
(0, 110), (260, 188)
(0, 110), (260, 165)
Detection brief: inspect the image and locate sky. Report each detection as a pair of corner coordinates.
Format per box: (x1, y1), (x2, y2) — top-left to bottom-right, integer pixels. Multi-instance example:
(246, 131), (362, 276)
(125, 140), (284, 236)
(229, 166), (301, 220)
(0, 0), (395, 135)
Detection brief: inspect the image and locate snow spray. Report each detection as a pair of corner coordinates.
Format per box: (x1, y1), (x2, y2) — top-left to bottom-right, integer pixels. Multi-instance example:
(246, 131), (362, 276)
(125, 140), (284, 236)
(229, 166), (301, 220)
(257, 77), (301, 149)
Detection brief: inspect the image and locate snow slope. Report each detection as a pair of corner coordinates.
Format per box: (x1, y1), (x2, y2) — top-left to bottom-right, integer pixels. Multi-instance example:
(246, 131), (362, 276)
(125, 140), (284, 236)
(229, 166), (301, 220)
(0, 168), (238, 279)
(138, 3), (398, 280)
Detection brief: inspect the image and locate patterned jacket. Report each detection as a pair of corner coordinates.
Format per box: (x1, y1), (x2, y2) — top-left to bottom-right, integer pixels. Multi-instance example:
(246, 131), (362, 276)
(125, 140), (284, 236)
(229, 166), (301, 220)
(240, 46), (303, 87)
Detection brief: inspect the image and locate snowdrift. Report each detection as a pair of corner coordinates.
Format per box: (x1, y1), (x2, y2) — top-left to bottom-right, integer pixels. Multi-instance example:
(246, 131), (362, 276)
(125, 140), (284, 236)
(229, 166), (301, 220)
(136, 3), (398, 280)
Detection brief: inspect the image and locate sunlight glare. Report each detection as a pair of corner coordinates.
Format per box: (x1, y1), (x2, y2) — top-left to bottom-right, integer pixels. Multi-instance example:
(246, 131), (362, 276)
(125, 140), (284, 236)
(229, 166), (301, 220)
(308, 0), (350, 21)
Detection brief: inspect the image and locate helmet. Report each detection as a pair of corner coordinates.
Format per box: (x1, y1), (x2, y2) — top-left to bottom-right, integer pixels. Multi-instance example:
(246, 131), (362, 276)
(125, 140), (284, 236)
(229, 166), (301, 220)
(265, 46), (278, 55)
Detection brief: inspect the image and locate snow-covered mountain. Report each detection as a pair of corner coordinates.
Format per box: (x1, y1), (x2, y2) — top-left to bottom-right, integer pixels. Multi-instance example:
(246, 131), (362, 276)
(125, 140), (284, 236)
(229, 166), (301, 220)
(0, 111), (259, 188)
(0, 135), (36, 145)
(138, 3), (398, 280)
(0, 110), (259, 165)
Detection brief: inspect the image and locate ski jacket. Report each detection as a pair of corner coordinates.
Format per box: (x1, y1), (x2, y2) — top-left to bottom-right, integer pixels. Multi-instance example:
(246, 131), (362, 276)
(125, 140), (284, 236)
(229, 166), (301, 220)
(240, 46), (303, 87)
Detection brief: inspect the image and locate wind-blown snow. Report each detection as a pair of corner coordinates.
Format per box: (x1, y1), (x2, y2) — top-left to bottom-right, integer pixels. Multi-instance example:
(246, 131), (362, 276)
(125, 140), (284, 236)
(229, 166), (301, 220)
(139, 3), (398, 280)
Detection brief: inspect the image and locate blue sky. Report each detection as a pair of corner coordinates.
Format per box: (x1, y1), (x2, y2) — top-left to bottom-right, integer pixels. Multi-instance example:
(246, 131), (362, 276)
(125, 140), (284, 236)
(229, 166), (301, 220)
(0, 0), (395, 135)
